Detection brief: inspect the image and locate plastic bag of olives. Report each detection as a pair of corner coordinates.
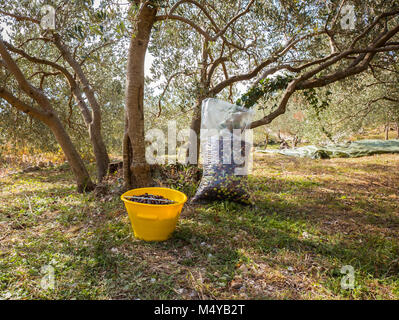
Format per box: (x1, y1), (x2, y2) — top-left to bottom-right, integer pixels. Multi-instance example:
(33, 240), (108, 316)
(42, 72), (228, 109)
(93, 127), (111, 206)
(191, 99), (253, 204)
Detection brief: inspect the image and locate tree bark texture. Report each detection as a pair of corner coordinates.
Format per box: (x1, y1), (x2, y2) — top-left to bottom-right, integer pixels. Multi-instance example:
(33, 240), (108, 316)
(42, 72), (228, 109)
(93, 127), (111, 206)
(123, 3), (157, 189)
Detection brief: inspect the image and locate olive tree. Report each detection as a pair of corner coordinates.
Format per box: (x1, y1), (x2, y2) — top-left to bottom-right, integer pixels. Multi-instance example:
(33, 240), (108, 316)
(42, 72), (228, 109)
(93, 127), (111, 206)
(0, 0), (126, 182)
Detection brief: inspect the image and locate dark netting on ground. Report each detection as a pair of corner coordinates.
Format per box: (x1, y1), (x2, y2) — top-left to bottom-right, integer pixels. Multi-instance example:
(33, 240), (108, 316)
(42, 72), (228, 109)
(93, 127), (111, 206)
(191, 98), (253, 204)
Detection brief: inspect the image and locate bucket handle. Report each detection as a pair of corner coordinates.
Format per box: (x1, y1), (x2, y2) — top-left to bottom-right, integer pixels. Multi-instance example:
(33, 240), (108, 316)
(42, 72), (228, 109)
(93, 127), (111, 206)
(137, 213), (159, 221)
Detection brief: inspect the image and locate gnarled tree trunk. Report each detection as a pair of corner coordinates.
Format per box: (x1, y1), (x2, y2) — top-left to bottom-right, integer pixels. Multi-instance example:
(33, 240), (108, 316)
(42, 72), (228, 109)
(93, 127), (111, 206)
(53, 33), (110, 181)
(186, 41), (210, 165)
(2, 38), (109, 181)
(385, 123), (390, 140)
(186, 99), (202, 165)
(123, 3), (157, 189)
(0, 39), (94, 192)
(0, 87), (94, 192)
(46, 115), (95, 192)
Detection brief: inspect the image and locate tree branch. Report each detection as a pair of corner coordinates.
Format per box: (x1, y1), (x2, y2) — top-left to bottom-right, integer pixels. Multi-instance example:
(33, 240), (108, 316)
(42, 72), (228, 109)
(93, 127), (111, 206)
(0, 10), (40, 24)
(3, 40), (73, 82)
(1, 39), (93, 125)
(298, 25), (399, 90)
(156, 0), (255, 41)
(155, 14), (211, 40)
(79, 40), (117, 66)
(157, 71), (191, 117)
(250, 79), (300, 129)
(250, 19), (399, 129)
(52, 33), (102, 125)
(209, 57), (276, 95)
(207, 56), (229, 83)
(211, 0), (255, 41)
(351, 8), (399, 48)
(0, 39), (54, 112)
(168, 0), (218, 30)
(0, 86), (50, 121)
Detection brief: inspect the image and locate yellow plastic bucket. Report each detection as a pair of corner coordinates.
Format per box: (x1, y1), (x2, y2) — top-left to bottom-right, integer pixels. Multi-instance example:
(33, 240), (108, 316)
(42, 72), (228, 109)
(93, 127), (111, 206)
(121, 187), (187, 241)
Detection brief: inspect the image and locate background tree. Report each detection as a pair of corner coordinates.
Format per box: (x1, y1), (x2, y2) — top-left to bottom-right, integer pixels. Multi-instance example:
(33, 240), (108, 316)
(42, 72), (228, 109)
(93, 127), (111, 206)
(0, 0), (128, 181)
(0, 37), (95, 191)
(149, 0), (329, 162)
(2, 0), (399, 193)
(239, 1), (399, 131)
(124, 0), (264, 187)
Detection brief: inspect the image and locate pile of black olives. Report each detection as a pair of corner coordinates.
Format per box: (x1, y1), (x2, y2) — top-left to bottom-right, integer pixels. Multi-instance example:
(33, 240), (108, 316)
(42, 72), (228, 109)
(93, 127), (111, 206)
(125, 193), (175, 205)
(191, 135), (251, 204)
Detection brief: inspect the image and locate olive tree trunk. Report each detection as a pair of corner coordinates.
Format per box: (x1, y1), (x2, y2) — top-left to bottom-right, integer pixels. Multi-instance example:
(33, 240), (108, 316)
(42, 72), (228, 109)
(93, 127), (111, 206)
(0, 39), (94, 192)
(123, 3), (157, 189)
(46, 115), (95, 192)
(186, 98), (203, 165)
(53, 33), (110, 181)
(186, 40), (213, 166)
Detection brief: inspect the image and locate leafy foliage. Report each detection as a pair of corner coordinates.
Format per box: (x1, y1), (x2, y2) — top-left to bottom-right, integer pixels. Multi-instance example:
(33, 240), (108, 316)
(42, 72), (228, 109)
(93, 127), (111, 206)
(302, 88), (333, 141)
(236, 75), (294, 109)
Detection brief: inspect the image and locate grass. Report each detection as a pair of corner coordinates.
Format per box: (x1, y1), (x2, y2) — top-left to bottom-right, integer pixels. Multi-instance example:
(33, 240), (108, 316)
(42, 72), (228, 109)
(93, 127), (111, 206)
(0, 152), (398, 300)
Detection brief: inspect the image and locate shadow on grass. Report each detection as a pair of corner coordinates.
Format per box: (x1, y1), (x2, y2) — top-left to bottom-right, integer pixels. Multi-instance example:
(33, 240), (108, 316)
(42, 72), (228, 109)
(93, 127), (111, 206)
(2, 155), (398, 299)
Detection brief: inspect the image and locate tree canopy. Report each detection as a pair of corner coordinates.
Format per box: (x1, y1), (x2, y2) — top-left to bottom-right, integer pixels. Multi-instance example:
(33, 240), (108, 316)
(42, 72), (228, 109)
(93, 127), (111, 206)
(1, 0), (398, 190)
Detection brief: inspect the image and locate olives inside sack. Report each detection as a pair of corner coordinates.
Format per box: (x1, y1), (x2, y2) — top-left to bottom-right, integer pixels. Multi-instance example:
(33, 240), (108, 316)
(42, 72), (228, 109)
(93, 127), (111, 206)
(191, 98), (253, 204)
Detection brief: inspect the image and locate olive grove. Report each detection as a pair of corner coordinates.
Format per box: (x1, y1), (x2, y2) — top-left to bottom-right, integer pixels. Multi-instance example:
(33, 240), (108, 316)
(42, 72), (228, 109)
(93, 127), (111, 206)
(1, 0), (398, 192)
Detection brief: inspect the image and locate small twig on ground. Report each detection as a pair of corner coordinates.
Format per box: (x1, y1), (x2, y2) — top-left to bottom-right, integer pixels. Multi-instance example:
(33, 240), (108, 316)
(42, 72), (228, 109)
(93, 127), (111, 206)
(0, 232), (10, 241)
(25, 195), (33, 215)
